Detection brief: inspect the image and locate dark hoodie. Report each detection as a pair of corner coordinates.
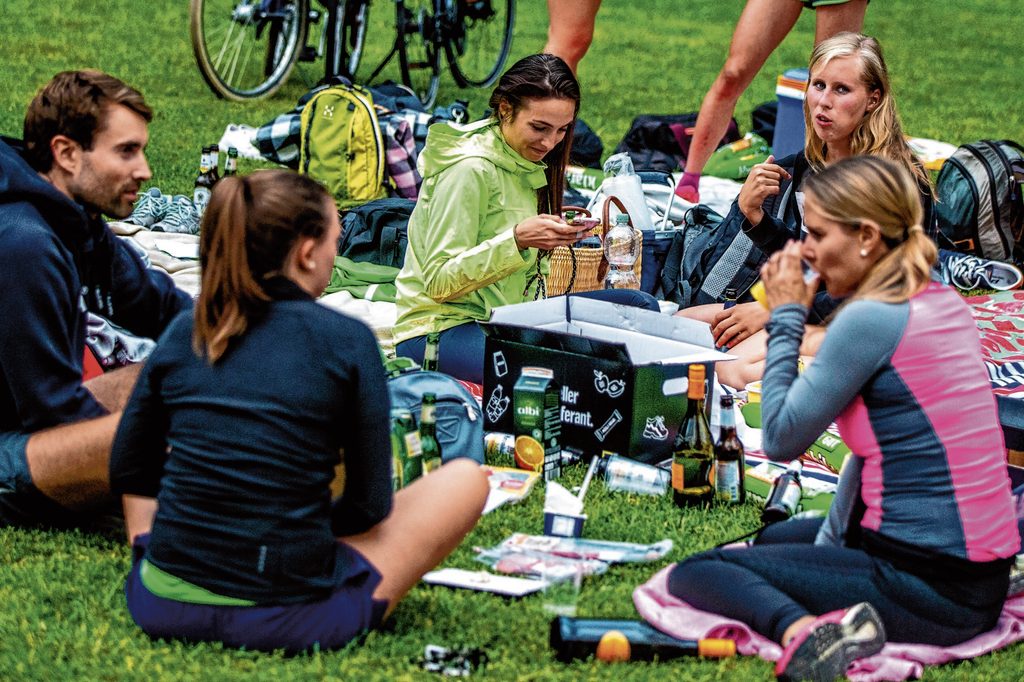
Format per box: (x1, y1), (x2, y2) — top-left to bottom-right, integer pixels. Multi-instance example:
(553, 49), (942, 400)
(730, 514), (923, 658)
(0, 138), (191, 433)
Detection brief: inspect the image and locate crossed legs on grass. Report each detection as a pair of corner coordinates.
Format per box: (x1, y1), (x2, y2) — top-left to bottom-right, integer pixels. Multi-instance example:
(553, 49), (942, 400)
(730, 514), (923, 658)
(668, 517), (1004, 650)
(25, 363), (142, 512)
(340, 458), (489, 619)
(123, 460), (488, 622)
(675, 0), (867, 201)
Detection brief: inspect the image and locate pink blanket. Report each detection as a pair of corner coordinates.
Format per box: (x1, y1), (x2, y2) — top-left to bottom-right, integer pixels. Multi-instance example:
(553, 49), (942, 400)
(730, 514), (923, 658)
(634, 566), (1024, 681)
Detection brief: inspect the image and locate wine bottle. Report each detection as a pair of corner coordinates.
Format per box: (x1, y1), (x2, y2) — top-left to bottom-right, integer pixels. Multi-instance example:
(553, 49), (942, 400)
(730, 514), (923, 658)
(672, 364), (714, 507)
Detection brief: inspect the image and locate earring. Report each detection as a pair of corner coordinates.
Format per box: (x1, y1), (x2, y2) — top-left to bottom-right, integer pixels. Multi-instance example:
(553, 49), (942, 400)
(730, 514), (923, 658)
(306, 260), (317, 271)
(859, 248), (868, 258)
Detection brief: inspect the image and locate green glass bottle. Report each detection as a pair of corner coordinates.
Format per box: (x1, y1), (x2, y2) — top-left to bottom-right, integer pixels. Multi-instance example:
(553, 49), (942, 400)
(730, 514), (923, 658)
(420, 392), (443, 473)
(672, 364), (714, 507)
(422, 332), (440, 372)
(390, 408), (422, 490)
(224, 147), (238, 177)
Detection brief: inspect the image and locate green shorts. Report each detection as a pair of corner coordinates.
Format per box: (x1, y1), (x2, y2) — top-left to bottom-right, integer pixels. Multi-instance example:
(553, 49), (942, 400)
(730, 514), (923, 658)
(802, 0), (866, 8)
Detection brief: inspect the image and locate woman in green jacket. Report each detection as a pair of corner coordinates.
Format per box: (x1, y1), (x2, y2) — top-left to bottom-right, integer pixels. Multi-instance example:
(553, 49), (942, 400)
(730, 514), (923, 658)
(394, 54), (657, 383)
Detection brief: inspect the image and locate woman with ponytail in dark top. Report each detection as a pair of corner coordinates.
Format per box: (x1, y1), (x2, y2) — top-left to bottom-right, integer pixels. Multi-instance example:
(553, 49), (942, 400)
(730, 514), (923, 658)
(110, 170), (488, 653)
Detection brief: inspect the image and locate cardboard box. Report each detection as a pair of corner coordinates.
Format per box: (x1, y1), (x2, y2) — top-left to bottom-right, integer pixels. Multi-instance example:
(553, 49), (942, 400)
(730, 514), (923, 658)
(481, 297), (731, 464)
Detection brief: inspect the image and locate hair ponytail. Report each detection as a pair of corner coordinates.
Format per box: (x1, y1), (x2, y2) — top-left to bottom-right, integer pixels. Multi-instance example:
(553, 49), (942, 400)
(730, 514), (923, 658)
(804, 156), (937, 306)
(193, 170), (331, 362)
(854, 226), (937, 304)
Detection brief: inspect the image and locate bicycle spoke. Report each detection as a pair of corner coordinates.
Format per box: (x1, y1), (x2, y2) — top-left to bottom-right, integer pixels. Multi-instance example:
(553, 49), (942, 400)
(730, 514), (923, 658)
(397, 1), (440, 108)
(445, 0), (514, 88)
(191, 0), (308, 100)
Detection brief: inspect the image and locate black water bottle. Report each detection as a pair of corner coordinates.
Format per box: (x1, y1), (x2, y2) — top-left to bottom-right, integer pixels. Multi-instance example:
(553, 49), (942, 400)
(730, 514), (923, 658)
(761, 460), (803, 523)
(549, 616), (736, 663)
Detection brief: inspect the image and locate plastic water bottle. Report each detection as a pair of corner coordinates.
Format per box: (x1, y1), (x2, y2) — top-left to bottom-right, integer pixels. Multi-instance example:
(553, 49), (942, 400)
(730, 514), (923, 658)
(603, 213), (640, 289)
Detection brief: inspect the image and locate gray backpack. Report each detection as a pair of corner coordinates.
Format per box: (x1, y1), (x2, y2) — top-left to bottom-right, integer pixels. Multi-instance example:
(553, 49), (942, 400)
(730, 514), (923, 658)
(387, 361), (483, 463)
(936, 139), (1024, 264)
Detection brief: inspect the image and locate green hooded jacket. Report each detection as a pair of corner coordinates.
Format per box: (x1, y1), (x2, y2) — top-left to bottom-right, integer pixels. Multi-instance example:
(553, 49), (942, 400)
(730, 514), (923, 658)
(393, 119), (549, 343)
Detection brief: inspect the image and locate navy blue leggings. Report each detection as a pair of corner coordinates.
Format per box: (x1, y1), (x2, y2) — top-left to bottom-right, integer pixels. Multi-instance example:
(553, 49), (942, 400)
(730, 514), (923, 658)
(396, 290), (660, 385)
(668, 518), (1007, 646)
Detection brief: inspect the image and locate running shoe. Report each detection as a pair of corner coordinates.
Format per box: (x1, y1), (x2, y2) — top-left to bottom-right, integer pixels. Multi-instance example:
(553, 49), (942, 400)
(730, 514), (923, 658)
(939, 251), (1023, 291)
(775, 602), (886, 682)
(125, 187), (170, 227)
(152, 200), (200, 235)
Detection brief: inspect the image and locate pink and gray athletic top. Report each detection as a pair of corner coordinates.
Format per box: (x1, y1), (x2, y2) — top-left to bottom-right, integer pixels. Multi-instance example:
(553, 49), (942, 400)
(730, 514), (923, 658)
(761, 282), (1019, 566)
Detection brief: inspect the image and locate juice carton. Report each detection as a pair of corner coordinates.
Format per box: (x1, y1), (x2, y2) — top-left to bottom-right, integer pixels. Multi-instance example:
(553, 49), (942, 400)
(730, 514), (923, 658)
(513, 367), (562, 480)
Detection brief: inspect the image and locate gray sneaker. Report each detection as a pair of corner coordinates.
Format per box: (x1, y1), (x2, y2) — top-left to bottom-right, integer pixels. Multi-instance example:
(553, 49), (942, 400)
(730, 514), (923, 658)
(152, 199), (200, 235)
(126, 187), (170, 227)
(775, 602), (886, 682)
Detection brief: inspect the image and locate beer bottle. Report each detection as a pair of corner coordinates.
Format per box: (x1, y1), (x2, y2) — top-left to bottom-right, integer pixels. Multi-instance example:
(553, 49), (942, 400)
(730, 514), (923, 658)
(422, 332), (440, 372)
(672, 364), (714, 507)
(398, 410), (423, 485)
(549, 616), (736, 663)
(390, 408), (407, 491)
(193, 147), (215, 218)
(713, 394), (745, 505)
(209, 143), (221, 183)
(761, 460), (803, 523)
(224, 147), (238, 177)
(419, 393), (443, 474)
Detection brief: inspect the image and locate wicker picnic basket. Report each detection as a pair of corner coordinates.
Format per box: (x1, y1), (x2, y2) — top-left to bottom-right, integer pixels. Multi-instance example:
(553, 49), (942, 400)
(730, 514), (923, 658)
(547, 195), (643, 295)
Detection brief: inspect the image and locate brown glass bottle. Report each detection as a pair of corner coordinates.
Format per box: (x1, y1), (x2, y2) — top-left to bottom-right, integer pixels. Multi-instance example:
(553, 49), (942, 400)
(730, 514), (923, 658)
(672, 364), (713, 507)
(713, 394), (745, 504)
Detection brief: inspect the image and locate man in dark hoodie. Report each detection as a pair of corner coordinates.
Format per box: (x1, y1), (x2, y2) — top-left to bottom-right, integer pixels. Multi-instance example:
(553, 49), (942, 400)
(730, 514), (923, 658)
(0, 70), (191, 528)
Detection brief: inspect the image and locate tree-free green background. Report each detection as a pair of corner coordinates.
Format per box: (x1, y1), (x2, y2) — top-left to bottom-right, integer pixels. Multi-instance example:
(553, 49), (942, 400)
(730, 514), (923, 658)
(2, 1), (1023, 679)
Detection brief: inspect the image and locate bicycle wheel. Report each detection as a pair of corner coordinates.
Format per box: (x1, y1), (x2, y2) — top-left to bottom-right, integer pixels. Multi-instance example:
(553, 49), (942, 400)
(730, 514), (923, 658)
(444, 0), (514, 88)
(190, 0), (309, 100)
(396, 1), (441, 108)
(332, 0), (370, 80)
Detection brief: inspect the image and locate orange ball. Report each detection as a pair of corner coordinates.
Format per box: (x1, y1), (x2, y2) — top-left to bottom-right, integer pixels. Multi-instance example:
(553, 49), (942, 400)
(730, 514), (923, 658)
(595, 630), (631, 662)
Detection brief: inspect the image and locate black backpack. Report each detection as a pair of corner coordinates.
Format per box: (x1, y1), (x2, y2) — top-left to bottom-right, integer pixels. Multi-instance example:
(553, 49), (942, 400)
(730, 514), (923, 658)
(338, 197), (415, 268)
(936, 139), (1024, 264)
(613, 113), (741, 173)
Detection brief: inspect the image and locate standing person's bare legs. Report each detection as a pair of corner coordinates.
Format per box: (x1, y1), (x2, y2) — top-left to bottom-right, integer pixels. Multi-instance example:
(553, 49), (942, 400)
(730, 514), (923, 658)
(675, 0), (803, 202)
(813, 0), (867, 43)
(340, 459), (488, 618)
(543, 0), (602, 73)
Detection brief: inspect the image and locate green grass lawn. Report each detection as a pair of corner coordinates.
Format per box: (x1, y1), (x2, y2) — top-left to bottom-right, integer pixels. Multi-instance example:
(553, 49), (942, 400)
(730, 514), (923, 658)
(2, 0), (1024, 679)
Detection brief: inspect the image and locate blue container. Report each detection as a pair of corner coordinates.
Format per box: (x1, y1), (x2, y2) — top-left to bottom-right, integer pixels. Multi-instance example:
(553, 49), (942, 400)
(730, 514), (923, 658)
(773, 67), (808, 159)
(544, 511), (587, 538)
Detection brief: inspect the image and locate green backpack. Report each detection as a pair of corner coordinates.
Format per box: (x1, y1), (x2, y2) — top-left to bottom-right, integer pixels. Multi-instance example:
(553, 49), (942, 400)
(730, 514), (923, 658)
(299, 80), (387, 209)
